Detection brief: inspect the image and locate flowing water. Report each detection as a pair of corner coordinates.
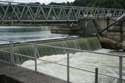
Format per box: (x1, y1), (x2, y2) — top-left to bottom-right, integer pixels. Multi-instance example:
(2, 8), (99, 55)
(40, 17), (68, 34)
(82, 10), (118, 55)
(21, 48), (125, 83)
(0, 26), (68, 44)
(2, 37), (123, 83)
(0, 26), (125, 83)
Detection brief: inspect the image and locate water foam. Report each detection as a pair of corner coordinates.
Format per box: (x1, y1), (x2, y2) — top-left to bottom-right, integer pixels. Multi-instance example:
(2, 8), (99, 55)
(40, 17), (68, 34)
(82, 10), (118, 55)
(22, 49), (125, 83)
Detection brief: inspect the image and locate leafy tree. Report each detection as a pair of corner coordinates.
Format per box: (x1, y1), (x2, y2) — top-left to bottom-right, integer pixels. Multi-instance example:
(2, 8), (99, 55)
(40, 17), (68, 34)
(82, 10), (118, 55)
(73, 0), (125, 8)
(49, 2), (66, 5)
(49, 2), (72, 6)
(89, 0), (125, 8)
(73, 0), (92, 6)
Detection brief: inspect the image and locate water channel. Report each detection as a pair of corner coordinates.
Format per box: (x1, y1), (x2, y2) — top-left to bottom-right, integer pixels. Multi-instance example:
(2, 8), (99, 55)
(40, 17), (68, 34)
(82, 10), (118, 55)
(0, 26), (125, 83)
(0, 26), (68, 44)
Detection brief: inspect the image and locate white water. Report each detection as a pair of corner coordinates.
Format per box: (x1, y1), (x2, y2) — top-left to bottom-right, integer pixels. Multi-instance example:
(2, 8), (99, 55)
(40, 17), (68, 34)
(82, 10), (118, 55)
(22, 49), (125, 83)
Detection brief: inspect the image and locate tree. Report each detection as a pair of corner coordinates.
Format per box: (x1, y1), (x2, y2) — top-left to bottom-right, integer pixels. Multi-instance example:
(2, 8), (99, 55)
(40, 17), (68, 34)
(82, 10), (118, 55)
(49, 2), (72, 6)
(73, 0), (125, 8)
(73, 0), (92, 6)
(49, 2), (66, 5)
(89, 0), (125, 8)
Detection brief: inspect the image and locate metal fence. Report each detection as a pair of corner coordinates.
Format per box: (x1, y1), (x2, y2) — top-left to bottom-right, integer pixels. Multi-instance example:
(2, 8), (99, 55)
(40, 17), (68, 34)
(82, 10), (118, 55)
(0, 40), (124, 83)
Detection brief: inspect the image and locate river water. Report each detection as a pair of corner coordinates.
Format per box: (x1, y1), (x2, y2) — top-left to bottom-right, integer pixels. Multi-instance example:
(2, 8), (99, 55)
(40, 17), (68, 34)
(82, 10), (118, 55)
(0, 26), (125, 83)
(0, 26), (68, 44)
(22, 49), (125, 83)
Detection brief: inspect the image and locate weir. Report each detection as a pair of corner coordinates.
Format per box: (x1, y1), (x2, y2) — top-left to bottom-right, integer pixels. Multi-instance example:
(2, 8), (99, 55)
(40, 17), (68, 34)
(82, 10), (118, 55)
(0, 39), (125, 83)
(0, 1), (125, 83)
(0, 37), (101, 61)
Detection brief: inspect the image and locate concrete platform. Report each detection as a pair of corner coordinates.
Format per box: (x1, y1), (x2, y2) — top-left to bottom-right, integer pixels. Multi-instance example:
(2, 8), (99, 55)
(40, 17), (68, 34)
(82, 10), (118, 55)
(0, 61), (66, 83)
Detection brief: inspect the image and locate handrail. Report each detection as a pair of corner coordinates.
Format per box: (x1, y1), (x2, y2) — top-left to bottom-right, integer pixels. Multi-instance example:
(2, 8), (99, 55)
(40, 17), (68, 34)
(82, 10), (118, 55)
(0, 39), (124, 57)
(0, 49), (123, 80)
(30, 43), (125, 57)
(0, 40), (124, 82)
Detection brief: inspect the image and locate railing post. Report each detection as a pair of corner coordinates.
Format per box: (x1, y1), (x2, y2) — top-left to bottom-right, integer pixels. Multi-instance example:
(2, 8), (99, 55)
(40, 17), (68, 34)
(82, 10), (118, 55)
(34, 58), (37, 72)
(33, 44), (38, 72)
(9, 41), (15, 64)
(119, 56), (123, 83)
(67, 52), (70, 83)
(33, 44), (38, 58)
(95, 68), (99, 83)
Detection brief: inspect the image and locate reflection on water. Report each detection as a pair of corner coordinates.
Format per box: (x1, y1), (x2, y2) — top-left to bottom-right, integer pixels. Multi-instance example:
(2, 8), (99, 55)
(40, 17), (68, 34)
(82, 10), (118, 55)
(0, 26), (68, 43)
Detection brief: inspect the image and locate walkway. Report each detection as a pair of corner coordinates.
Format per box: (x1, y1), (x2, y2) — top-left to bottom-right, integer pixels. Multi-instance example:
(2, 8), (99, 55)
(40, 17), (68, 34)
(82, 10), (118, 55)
(0, 61), (66, 83)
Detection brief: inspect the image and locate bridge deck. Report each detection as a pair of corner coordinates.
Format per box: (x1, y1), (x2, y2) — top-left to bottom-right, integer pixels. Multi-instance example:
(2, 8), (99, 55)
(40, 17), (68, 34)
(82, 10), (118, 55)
(0, 61), (66, 83)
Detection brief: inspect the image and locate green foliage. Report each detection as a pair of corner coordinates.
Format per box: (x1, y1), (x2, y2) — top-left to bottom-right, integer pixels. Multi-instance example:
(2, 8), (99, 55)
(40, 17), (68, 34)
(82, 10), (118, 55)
(28, 0), (125, 8)
(73, 0), (125, 8)
(49, 2), (73, 6)
(89, 0), (125, 8)
(73, 0), (92, 6)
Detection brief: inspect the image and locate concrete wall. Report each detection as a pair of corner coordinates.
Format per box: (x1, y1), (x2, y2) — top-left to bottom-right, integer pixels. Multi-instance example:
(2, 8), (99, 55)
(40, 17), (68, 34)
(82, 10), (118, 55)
(0, 75), (22, 83)
(50, 18), (125, 41)
(50, 18), (109, 36)
(51, 25), (81, 35)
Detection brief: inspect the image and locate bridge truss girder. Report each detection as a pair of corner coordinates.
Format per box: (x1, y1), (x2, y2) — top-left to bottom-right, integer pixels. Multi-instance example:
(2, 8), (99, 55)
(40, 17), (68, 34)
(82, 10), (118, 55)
(0, 1), (125, 23)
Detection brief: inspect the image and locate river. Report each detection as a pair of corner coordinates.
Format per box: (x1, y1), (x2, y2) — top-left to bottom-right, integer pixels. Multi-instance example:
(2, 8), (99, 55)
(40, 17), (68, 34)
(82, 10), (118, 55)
(0, 26), (125, 83)
(22, 49), (125, 83)
(0, 26), (68, 44)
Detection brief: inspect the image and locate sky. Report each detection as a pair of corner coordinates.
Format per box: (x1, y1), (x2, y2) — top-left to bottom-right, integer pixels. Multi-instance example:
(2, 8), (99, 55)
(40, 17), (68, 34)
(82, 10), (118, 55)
(2, 0), (75, 4)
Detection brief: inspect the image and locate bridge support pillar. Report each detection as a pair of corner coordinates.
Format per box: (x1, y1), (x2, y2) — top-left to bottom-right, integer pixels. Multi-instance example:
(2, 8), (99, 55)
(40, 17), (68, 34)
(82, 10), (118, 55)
(79, 18), (97, 37)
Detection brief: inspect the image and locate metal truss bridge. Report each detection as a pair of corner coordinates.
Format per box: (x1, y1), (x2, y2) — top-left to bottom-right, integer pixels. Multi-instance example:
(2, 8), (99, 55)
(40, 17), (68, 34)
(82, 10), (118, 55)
(0, 1), (125, 25)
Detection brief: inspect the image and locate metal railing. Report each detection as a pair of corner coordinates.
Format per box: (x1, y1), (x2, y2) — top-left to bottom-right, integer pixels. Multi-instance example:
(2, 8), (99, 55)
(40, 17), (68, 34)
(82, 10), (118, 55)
(0, 1), (124, 23)
(0, 40), (125, 83)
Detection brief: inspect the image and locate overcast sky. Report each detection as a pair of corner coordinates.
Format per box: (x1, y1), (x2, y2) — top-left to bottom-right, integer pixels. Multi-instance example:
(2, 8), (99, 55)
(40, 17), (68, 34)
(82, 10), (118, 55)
(3, 0), (75, 4)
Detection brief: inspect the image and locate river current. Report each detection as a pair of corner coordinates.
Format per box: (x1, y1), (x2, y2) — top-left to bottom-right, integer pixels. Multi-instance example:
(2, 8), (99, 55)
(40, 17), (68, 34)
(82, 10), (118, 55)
(0, 26), (68, 44)
(0, 26), (125, 83)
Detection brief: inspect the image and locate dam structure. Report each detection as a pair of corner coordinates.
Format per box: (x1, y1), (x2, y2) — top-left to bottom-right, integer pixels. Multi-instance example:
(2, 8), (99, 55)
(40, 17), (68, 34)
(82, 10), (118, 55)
(0, 1), (125, 83)
(0, 38), (125, 83)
